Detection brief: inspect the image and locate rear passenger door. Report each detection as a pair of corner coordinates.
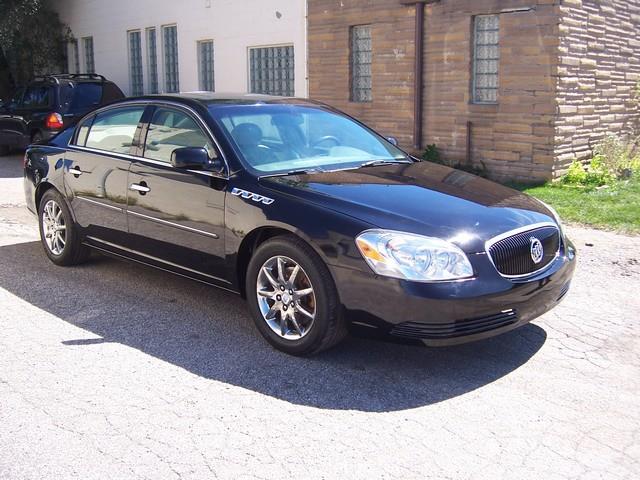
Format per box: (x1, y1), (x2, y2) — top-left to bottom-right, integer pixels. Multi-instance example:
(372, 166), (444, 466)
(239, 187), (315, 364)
(64, 105), (146, 245)
(126, 105), (229, 285)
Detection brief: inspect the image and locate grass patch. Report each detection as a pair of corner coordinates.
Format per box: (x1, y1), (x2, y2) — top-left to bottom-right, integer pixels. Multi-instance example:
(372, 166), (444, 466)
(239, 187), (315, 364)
(514, 179), (640, 234)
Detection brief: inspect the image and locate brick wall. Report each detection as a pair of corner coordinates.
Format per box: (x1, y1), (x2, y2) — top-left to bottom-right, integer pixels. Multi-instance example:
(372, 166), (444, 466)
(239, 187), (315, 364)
(422, 0), (560, 182)
(307, 0), (416, 147)
(307, 0), (640, 183)
(555, 0), (640, 174)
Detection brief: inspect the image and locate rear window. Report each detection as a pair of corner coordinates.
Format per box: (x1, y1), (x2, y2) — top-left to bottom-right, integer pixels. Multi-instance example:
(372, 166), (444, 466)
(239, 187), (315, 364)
(22, 85), (51, 108)
(60, 83), (103, 112)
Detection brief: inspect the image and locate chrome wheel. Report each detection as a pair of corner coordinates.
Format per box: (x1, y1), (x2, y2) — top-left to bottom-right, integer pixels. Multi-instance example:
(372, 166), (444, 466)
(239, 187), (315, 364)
(42, 199), (66, 255)
(256, 255), (316, 340)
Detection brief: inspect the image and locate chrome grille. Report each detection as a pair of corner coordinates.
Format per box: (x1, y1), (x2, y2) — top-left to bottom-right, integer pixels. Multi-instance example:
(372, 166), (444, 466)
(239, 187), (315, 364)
(487, 225), (560, 277)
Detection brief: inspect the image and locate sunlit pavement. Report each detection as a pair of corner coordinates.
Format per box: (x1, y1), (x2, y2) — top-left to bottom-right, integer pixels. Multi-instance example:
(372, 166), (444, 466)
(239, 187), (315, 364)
(1, 153), (639, 479)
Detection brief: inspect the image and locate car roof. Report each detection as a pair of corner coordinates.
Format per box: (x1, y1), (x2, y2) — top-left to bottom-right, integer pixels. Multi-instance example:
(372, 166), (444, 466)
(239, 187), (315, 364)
(129, 92), (322, 109)
(28, 74), (114, 87)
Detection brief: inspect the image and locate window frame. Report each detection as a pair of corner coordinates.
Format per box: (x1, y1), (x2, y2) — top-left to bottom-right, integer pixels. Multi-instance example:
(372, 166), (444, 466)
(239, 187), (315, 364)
(76, 105), (146, 155)
(472, 14), (500, 105)
(350, 24), (372, 103)
(140, 105), (218, 164)
(162, 24), (180, 93)
(128, 30), (144, 96)
(146, 27), (159, 94)
(69, 39), (80, 74)
(82, 36), (95, 74)
(248, 44), (295, 97)
(69, 101), (230, 178)
(197, 39), (215, 92)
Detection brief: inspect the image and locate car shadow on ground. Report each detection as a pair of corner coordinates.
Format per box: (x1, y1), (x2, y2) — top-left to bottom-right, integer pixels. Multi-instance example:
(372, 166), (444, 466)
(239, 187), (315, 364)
(0, 240), (547, 412)
(0, 152), (24, 179)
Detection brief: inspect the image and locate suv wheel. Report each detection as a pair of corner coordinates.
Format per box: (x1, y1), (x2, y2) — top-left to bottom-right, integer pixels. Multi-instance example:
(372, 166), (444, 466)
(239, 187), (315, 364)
(246, 235), (347, 356)
(0, 145), (9, 156)
(38, 189), (90, 266)
(31, 131), (43, 145)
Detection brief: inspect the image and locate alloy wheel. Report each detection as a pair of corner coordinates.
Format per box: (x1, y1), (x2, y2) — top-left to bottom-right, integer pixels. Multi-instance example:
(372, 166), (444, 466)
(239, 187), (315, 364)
(256, 255), (316, 340)
(42, 199), (66, 255)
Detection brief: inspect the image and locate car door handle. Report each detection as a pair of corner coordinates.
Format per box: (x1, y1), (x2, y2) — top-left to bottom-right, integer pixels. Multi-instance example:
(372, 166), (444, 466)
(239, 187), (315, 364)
(129, 182), (150, 194)
(68, 167), (82, 176)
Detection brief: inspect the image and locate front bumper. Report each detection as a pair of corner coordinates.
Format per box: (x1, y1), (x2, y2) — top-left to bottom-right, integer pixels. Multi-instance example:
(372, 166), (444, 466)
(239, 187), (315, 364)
(332, 240), (577, 346)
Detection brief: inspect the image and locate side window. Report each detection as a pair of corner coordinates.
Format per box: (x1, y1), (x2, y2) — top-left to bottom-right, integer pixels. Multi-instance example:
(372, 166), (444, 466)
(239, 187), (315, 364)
(143, 107), (216, 163)
(74, 116), (94, 146)
(22, 86), (51, 109)
(85, 106), (145, 154)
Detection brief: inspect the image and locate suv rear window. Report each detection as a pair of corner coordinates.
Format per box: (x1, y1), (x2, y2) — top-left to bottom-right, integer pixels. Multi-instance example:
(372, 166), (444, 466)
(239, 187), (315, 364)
(60, 83), (103, 112)
(22, 85), (51, 108)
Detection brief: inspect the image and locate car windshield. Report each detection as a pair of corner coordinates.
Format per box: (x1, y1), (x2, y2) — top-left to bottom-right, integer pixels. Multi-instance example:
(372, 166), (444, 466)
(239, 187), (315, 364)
(59, 83), (103, 112)
(208, 104), (409, 174)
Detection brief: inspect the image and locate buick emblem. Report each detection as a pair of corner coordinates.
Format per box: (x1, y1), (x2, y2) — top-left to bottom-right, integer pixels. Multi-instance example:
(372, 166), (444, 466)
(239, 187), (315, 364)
(530, 237), (544, 264)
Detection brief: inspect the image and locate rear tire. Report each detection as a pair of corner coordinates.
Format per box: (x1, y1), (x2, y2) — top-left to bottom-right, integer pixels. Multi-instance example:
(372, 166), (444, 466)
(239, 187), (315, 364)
(38, 189), (90, 266)
(31, 131), (43, 145)
(0, 145), (9, 156)
(246, 235), (347, 356)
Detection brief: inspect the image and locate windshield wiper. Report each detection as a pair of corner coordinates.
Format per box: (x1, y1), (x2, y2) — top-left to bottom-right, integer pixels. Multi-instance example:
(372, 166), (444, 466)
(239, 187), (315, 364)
(259, 167), (326, 178)
(359, 159), (413, 168)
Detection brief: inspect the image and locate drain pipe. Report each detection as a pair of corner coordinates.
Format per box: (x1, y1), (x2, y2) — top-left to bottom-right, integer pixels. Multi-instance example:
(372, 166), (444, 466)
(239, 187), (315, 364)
(401, 0), (440, 151)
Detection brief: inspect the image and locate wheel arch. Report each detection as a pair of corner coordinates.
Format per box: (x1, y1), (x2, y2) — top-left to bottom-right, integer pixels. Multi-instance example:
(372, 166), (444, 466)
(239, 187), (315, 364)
(235, 225), (336, 299)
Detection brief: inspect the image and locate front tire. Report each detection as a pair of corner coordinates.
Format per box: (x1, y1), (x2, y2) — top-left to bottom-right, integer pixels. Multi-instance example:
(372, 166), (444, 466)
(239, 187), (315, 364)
(246, 235), (346, 356)
(38, 189), (89, 266)
(0, 144), (9, 156)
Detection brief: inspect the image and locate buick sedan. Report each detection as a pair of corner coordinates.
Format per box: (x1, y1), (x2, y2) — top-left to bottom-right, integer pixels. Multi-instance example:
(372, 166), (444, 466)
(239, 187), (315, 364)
(24, 93), (576, 355)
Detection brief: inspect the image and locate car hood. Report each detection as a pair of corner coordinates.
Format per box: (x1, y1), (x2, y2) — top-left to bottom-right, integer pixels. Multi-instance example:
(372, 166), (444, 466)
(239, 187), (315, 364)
(259, 162), (557, 253)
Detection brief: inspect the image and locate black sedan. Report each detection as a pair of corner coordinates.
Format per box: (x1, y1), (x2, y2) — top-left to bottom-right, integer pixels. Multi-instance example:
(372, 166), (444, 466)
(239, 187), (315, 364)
(23, 93), (576, 355)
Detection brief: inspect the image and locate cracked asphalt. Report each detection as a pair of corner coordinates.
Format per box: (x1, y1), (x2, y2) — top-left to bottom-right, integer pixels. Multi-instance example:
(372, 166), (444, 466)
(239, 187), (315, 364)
(1, 153), (639, 479)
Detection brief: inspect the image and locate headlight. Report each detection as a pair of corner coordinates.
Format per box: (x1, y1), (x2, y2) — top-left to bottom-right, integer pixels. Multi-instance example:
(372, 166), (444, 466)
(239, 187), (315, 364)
(355, 230), (474, 282)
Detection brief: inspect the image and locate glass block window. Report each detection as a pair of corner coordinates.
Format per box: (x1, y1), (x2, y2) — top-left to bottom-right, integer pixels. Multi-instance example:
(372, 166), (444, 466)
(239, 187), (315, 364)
(249, 45), (294, 97)
(128, 31), (143, 96)
(473, 15), (500, 104)
(69, 39), (80, 73)
(146, 28), (159, 94)
(163, 25), (180, 93)
(198, 40), (215, 91)
(83, 37), (94, 73)
(350, 25), (372, 102)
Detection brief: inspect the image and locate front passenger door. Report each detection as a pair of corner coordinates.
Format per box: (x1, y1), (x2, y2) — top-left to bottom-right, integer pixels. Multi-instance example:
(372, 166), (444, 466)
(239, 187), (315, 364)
(126, 105), (228, 285)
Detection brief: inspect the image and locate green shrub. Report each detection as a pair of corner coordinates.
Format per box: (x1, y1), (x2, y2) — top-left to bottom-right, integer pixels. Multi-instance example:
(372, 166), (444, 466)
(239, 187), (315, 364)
(560, 134), (640, 186)
(421, 144), (442, 164)
(420, 144), (489, 178)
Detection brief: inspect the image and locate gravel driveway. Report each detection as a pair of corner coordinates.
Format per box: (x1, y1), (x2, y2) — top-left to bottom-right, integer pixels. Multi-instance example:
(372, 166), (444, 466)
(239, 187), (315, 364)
(1, 153), (639, 479)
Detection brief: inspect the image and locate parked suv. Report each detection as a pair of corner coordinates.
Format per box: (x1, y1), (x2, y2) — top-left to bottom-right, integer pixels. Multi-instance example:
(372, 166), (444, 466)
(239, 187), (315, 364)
(0, 74), (124, 155)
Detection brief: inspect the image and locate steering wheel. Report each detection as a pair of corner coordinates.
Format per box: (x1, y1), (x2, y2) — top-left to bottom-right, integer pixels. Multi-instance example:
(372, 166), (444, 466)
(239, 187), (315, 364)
(311, 135), (341, 148)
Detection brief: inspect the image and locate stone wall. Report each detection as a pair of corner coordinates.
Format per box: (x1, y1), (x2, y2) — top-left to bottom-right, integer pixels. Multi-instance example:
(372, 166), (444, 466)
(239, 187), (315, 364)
(422, 0), (560, 182)
(307, 0), (640, 182)
(555, 0), (640, 174)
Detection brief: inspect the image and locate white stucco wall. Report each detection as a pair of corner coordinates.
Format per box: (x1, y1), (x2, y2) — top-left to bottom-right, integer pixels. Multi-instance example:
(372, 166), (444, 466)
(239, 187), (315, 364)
(55, 0), (308, 97)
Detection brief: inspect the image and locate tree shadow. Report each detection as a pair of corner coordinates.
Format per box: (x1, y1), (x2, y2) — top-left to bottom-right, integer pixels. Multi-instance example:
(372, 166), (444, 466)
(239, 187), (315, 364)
(0, 240), (547, 412)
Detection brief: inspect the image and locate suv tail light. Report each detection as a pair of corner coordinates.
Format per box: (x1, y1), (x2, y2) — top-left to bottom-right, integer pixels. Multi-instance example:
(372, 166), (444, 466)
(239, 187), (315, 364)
(45, 112), (64, 130)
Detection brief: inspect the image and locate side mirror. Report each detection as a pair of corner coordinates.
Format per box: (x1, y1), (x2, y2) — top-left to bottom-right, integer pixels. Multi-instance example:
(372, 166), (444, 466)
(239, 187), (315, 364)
(386, 136), (399, 146)
(171, 147), (223, 172)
